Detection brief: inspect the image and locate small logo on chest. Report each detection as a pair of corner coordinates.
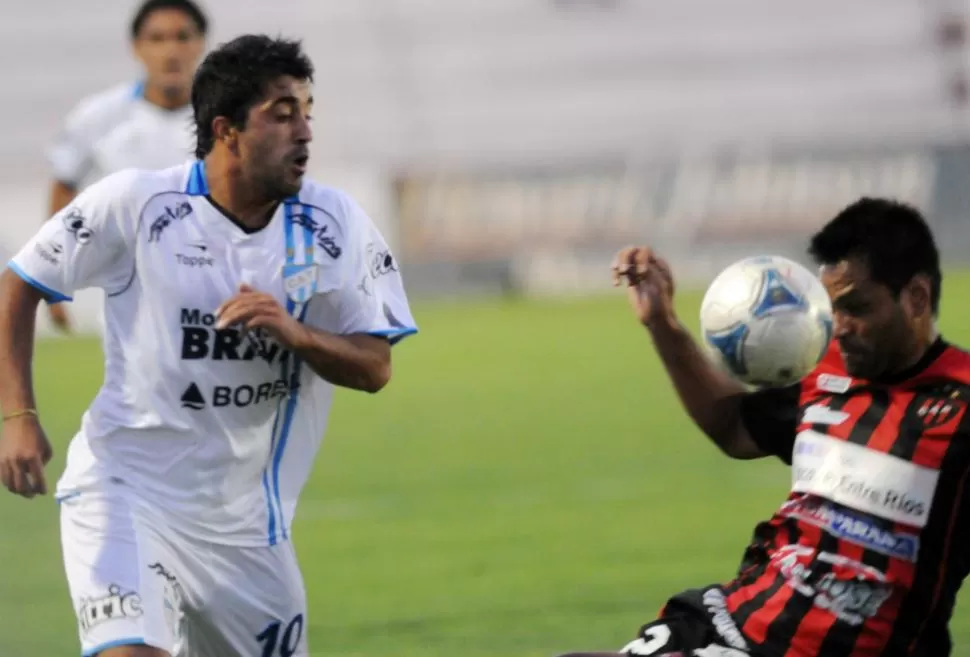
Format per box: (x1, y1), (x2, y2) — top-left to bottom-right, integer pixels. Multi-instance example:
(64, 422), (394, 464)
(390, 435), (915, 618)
(148, 201), (193, 243)
(916, 397), (965, 429)
(174, 252), (215, 268)
(817, 374), (852, 393)
(803, 404), (850, 426)
(282, 263), (318, 303)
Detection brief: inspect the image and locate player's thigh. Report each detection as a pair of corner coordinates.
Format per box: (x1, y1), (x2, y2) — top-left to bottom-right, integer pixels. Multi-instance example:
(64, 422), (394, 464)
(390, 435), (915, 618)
(186, 539), (308, 657)
(60, 490), (183, 657)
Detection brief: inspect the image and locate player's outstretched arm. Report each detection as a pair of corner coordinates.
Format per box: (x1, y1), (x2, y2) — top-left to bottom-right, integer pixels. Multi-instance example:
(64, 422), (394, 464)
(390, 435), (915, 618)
(0, 269), (54, 497)
(613, 246), (768, 460)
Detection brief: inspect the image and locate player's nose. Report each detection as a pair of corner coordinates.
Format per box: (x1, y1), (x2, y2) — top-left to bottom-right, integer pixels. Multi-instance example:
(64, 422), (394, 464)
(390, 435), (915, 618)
(294, 116), (312, 144)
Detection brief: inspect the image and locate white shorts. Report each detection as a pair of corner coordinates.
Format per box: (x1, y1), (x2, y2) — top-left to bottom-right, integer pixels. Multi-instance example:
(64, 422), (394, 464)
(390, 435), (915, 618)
(60, 487), (308, 657)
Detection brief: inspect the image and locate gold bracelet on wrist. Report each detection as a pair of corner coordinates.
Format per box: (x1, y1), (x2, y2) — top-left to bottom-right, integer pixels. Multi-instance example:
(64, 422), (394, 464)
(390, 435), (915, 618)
(2, 409), (38, 422)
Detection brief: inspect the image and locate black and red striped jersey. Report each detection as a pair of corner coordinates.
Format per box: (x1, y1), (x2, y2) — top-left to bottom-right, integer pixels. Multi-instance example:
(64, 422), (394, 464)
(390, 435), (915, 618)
(730, 337), (970, 657)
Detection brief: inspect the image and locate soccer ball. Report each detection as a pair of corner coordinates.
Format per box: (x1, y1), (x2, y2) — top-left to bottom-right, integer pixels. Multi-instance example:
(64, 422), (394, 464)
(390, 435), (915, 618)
(699, 255), (833, 388)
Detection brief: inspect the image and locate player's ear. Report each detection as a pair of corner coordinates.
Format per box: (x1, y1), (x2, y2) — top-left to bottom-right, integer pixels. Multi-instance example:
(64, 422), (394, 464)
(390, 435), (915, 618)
(131, 37), (147, 67)
(903, 274), (932, 318)
(211, 117), (240, 154)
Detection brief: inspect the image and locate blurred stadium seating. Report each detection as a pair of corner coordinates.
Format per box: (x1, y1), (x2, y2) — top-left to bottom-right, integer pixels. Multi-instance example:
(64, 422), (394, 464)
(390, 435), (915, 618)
(3, 0), (969, 331)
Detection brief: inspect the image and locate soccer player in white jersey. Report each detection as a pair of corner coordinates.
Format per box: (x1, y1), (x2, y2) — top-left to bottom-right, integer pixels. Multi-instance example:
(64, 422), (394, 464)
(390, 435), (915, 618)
(45, 0), (208, 333)
(0, 34), (416, 657)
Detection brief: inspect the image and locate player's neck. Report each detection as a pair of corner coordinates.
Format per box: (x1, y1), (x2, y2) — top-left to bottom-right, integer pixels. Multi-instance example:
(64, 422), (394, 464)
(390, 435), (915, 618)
(889, 323), (940, 379)
(142, 83), (190, 111)
(204, 160), (278, 230)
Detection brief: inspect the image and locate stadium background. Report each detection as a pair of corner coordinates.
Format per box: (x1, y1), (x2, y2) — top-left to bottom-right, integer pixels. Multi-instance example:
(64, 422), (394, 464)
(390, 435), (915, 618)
(2, 1), (970, 654)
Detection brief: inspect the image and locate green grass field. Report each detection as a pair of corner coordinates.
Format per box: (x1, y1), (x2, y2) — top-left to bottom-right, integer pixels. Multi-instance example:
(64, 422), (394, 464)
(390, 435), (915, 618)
(2, 276), (970, 656)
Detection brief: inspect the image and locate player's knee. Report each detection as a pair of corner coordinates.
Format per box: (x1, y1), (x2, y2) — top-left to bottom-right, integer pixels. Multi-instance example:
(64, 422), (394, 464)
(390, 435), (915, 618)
(96, 645), (170, 657)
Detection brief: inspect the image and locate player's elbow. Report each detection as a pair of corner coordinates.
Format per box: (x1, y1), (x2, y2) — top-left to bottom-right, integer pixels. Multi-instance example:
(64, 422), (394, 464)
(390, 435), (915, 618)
(362, 359), (392, 393)
(712, 426), (766, 460)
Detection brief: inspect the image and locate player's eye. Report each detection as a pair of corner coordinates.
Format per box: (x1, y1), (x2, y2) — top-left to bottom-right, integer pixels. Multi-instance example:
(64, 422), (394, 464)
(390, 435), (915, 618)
(837, 300), (870, 316)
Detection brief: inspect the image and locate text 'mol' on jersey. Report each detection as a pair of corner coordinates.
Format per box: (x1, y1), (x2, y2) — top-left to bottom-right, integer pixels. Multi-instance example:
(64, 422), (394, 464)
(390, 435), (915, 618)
(730, 339), (970, 656)
(7, 161), (417, 546)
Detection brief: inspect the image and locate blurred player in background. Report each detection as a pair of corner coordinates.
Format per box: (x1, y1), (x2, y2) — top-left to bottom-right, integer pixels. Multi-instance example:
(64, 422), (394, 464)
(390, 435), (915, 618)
(562, 199), (970, 656)
(45, 0), (207, 333)
(0, 33), (416, 657)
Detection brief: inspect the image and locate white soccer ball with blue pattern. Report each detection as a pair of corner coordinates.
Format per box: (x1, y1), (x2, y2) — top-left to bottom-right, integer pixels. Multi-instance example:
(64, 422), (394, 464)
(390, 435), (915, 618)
(699, 255), (834, 388)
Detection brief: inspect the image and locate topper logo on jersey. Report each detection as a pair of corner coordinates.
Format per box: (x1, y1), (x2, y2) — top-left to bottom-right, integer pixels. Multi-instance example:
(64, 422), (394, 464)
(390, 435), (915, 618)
(34, 241), (62, 265)
(77, 584), (143, 634)
(291, 212), (342, 259)
(175, 252), (215, 268)
(148, 201), (193, 243)
(701, 589), (748, 651)
(180, 308), (290, 366)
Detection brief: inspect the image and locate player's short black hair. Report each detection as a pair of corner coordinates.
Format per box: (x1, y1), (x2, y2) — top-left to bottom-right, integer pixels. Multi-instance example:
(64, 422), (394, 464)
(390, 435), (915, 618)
(809, 197), (942, 314)
(131, 0), (208, 39)
(191, 35), (314, 159)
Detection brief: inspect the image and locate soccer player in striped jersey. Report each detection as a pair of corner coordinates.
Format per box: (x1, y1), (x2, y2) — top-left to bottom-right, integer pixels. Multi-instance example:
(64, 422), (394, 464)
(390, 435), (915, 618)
(0, 34), (416, 657)
(566, 199), (969, 656)
(45, 0), (207, 333)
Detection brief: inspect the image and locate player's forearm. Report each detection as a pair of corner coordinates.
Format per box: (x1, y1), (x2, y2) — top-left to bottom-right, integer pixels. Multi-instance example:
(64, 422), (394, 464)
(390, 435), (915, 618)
(647, 314), (750, 454)
(0, 271), (42, 413)
(290, 327), (391, 393)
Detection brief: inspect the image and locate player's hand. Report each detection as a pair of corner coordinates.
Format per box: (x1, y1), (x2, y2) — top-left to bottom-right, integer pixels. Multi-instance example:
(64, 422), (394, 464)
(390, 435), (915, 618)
(0, 415), (53, 498)
(215, 284), (308, 348)
(47, 302), (72, 334)
(611, 246), (676, 328)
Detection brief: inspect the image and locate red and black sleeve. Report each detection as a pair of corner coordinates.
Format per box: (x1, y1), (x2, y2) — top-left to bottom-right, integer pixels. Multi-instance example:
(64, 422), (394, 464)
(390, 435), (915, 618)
(739, 383), (801, 464)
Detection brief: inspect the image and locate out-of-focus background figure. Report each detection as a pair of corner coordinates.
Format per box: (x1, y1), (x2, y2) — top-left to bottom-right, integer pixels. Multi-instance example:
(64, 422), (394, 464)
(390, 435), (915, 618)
(42, 0), (208, 333)
(1, 1), (969, 656)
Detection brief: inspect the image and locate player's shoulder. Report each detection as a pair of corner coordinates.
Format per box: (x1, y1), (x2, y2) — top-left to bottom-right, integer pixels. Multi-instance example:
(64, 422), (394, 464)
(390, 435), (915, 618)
(79, 163), (193, 214)
(295, 180), (369, 226)
(929, 340), (970, 384)
(294, 180), (379, 251)
(66, 81), (142, 126)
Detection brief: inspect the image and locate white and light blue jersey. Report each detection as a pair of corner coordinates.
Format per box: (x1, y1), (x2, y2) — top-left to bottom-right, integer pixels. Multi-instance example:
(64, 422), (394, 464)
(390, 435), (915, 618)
(49, 81), (195, 191)
(8, 161), (417, 545)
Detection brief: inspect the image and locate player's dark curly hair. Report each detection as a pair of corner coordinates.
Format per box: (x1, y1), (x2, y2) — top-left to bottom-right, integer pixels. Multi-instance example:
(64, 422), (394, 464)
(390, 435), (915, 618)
(809, 197), (942, 315)
(191, 35), (314, 159)
(131, 0), (208, 38)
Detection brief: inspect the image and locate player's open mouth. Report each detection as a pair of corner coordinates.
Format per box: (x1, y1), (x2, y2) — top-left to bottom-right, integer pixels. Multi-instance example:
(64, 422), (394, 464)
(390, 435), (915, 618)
(291, 155), (308, 174)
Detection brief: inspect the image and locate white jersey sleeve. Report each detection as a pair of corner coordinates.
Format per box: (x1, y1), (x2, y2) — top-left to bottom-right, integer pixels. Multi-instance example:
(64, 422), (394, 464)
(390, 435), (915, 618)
(47, 84), (137, 188)
(8, 170), (138, 301)
(48, 94), (106, 187)
(311, 194), (417, 344)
